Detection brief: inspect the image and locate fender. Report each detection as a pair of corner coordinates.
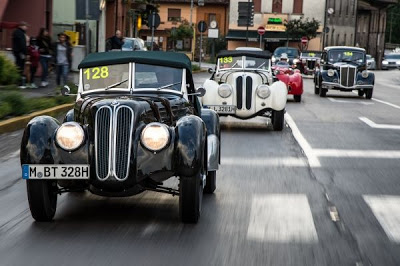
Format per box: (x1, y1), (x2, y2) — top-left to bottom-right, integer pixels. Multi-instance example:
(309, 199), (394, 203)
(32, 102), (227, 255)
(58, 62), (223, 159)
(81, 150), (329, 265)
(175, 115), (206, 177)
(63, 109), (75, 123)
(269, 81), (288, 111)
(201, 109), (220, 170)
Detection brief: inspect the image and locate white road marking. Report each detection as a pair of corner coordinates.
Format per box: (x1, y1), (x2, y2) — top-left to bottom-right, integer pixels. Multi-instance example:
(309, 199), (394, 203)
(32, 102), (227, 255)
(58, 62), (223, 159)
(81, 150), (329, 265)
(222, 157), (308, 167)
(364, 195), (400, 243)
(372, 98), (400, 110)
(1, 150), (20, 162)
(285, 113), (321, 168)
(328, 98), (374, 105)
(247, 194), (318, 243)
(359, 117), (400, 130)
(314, 149), (400, 158)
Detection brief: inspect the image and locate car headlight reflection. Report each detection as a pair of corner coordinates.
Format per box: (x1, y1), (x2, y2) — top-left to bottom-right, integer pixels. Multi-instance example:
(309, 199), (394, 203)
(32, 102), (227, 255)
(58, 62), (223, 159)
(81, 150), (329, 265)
(382, 60), (388, 65)
(256, 85), (271, 99)
(361, 70), (369, 78)
(218, 83), (232, 98)
(141, 123), (170, 152)
(56, 122), (85, 151)
(327, 69), (335, 77)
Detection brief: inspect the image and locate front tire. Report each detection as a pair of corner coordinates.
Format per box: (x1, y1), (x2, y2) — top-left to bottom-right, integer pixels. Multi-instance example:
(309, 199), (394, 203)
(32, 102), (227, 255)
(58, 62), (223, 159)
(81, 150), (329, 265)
(314, 77), (320, 94)
(27, 180), (58, 221)
(294, 95), (302, 102)
(272, 110), (285, 131)
(204, 171), (216, 194)
(179, 172), (203, 223)
(365, 89), (373, 99)
(358, 90), (364, 97)
(319, 87), (327, 97)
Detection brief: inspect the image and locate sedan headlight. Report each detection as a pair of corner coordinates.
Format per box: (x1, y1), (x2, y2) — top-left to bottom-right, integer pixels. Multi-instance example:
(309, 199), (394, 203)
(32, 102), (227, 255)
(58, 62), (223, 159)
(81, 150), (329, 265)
(256, 85), (271, 99)
(272, 57), (276, 63)
(218, 83), (232, 98)
(141, 123), (170, 152)
(302, 59), (306, 64)
(293, 59), (299, 64)
(361, 70), (369, 78)
(397, 61), (400, 65)
(327, 69), (335, 77)
(56, 122), (85, 151)
(382, 60), (388, 65)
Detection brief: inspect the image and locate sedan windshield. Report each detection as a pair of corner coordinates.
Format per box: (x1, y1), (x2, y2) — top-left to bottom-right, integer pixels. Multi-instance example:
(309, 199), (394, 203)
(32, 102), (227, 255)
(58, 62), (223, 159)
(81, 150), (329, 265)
(135, 64), (183, 91)
(328, 50), (365, 64)
(218, 56), (243, 69)
(274, 47), (299, 57)
(385, 54), (400, 59)
(301, 52), (322, 58)
(218, 56), (269, 70)
(82, 64), (129, 91)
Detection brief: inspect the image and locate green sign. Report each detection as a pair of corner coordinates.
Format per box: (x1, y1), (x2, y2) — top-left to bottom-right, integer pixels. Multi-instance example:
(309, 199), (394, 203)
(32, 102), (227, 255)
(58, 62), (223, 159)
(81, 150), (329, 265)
(268, 18), (282, 24)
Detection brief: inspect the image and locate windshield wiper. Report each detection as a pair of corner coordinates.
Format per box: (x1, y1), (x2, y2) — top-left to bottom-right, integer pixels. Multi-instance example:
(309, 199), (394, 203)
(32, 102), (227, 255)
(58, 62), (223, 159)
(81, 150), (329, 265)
(105, 78), (129, 90)
(230, 62), (239, 70)
(257, 62), (266, 69)
(157, 82), (182, 91)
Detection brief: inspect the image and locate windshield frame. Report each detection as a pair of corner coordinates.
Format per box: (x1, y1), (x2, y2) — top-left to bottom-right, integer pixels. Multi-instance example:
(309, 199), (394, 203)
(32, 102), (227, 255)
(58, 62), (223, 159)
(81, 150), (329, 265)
(274, 47), (299, 58)
(327, 49), (366, 65)
(217, 55), (271, 72)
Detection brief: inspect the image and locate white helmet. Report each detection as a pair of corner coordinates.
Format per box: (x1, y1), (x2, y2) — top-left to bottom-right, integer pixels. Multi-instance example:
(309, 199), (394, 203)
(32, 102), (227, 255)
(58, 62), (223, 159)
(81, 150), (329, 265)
(280, 53), (288, 61)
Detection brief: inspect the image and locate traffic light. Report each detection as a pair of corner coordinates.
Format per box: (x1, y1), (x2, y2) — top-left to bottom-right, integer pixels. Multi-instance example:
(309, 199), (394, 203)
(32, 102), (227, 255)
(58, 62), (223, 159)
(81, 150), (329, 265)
(237, 1), (254, 27)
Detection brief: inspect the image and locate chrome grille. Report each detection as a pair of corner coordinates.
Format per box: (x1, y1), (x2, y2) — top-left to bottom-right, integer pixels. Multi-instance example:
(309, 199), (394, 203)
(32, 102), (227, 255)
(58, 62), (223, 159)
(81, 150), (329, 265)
(340, 66), (356, 87)
(95, 106), (112, 180)
(307, 60), (316, 69)
(236, 76), (253, 110)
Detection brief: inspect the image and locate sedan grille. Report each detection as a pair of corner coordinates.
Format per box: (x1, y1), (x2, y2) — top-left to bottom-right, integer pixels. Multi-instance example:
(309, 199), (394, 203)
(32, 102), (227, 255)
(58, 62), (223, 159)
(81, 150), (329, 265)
(95, 106), (112, 180)
(307, 60), (316, 69)
(340, 66), (356, 87)
(236, 76), (243, 109)
(236, 76), (253, 110)
(246, 76), (252, 110)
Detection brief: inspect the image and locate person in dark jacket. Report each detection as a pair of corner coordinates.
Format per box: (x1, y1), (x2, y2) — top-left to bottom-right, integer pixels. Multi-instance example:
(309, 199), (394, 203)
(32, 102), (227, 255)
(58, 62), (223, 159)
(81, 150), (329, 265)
(37, 28), (52, 87)
(109, 30), (124, 50)
(53, 33), (72, 86)
(12, 21), (28, 85)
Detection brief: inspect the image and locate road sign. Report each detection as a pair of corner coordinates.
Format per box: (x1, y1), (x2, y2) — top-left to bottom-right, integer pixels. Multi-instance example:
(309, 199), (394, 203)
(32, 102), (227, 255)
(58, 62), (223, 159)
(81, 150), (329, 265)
(301, 36), (308, 44)
(148, 12), (160, 28)
(208, 28), (219, 38)
(257, 26), (266, 36)
(198, 21), (208, 33)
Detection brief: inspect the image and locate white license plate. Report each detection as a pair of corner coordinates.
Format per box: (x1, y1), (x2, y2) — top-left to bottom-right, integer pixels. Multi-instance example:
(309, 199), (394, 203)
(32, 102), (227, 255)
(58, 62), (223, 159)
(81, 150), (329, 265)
(22, 164), (90, 180)
(209, 105), (236, 114)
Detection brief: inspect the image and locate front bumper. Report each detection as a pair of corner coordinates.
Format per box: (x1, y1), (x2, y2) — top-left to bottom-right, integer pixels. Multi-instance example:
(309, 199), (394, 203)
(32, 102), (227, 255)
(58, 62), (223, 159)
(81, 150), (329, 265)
(382, 64), (399, 70)
(322, 81), (373, 90)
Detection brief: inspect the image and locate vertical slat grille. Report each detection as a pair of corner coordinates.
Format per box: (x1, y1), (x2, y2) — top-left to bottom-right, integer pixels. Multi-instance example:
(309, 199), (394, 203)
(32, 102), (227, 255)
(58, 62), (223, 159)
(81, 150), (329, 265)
(340, 66), (356, 87)
(236, 76), (243, 109)
(307, 60), (315, 69)
(95, 107), (111, 180)
(347, 67), (355, 87)
(246, 76), (252, 110)
(340, 67), (348, 86)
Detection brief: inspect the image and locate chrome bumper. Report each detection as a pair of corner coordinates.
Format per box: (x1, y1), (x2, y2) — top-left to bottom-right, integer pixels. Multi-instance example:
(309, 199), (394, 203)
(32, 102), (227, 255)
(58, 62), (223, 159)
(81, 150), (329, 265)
(322, 82), (373, 90)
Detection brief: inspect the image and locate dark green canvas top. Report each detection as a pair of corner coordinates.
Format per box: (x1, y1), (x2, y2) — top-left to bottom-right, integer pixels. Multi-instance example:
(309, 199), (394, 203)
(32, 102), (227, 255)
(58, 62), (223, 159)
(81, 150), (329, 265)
(78, 51), (192, 72)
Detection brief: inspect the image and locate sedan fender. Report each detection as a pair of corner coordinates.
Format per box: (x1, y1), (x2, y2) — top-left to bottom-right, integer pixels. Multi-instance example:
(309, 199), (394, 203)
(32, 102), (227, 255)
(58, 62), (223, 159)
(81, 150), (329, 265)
(201, 109), (220, 171)
(269, 81), (288, 111)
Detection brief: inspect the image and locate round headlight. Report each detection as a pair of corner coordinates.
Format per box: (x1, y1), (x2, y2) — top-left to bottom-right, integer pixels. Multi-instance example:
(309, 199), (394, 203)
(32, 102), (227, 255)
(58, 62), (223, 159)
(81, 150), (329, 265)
(293, 59), (299, 64)
(56, 122), (85, 151)
(302, 59), (307, 64)
(256, 85), (271, 99)
(361, 70), (369, 78)
(327, 69), (335, 77)
(274, 70), (281, 75)
(218, 83), (232, 98)
(272, 57), (276, 63)
(382, 60), (388, 65)
(141, 123), (170, 152)
(397, 61), (400, 65)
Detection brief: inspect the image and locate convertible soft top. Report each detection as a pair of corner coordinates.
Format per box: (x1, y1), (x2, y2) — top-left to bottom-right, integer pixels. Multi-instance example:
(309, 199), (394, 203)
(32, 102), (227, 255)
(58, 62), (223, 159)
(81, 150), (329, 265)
(217, 50), (272, 59)
(78, 51), (192, 72)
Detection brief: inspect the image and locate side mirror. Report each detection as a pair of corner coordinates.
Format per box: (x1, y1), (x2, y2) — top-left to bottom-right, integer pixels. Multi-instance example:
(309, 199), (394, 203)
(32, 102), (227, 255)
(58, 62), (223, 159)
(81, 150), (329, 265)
(61, 85), (77, 96)
(188, 87), (206, 97)
(208, 68), (214, 74)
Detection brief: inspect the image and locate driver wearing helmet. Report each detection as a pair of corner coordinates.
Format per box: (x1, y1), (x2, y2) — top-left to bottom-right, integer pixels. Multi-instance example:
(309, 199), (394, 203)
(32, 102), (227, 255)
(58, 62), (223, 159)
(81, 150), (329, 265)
(280, 53), (289, 63)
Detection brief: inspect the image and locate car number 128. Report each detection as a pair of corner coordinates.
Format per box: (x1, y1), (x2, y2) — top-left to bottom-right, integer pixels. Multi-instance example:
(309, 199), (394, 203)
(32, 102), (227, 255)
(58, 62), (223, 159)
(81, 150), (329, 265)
(22, 164), (90, 180)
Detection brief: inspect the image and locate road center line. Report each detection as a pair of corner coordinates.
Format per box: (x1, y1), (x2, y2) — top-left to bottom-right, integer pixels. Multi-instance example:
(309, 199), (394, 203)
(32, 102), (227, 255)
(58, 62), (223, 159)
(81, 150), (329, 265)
(314, 149), (400, 158)
(372, 98), (400, 109)
(359, 117), (400, 130)
(328, 98), (374, 105)
(222, 157), (308, 167)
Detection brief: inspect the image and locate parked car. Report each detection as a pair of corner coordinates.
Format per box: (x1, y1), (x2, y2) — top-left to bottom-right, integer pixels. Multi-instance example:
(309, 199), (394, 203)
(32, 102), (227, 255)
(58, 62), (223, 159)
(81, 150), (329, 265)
(314, 46), (374, 99)
(381, 53), (400, 70)
(21, 51), (220, 223)
(202, 50), (287, 131)
(272, 61), (303, 102)
(299, 51), (322, 75)
(366, 54), (376, 70)
(272, 47), (300, 65)
(121, 38), (147, 51)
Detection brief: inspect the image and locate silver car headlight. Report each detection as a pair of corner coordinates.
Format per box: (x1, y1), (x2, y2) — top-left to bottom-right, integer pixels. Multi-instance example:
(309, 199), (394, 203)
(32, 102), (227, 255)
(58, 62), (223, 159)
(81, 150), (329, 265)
(141, 123), (170, 152)
(256, 85), (271, 99)
(327, 69), (335, 77)
(56, 122), (85, 151)
(361, 70), (369, 78)
(382, 60), (388, 65)
(218, 83), (232, 98)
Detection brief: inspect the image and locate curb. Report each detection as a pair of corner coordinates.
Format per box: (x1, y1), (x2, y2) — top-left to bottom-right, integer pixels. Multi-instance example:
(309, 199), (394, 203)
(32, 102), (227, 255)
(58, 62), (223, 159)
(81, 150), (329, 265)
(0, 103), (74, 134)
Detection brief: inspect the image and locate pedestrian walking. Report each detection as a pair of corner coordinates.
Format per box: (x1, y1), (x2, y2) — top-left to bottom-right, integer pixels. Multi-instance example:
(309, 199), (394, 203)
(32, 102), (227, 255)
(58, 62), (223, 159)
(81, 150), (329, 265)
(37, 28), (52, 87)
(108, 30), (124, 51)
(27, 37), (40, 88)
(12, 21), (29, 87)
(53, 33), (72, 86)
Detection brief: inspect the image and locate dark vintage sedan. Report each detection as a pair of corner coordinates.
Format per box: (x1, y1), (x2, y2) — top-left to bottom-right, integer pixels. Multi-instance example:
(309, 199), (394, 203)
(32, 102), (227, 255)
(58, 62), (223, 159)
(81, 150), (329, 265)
(20, 51), (220, 223)
(314, 46), (374, 99)
(298, 51), (322, 75)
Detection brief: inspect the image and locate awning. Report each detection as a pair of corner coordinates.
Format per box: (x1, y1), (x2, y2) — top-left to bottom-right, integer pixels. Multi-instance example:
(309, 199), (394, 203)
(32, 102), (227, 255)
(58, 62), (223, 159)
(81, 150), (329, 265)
(226, 30), (300, 41)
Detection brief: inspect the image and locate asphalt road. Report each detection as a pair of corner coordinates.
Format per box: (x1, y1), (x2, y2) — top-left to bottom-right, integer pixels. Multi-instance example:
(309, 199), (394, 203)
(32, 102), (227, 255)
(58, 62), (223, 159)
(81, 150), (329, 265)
(0, 70), (399, 265)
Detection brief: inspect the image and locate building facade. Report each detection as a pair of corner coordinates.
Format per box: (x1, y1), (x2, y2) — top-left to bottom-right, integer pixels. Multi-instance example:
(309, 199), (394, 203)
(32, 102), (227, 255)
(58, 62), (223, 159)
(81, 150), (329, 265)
(227, 0), (325, 52)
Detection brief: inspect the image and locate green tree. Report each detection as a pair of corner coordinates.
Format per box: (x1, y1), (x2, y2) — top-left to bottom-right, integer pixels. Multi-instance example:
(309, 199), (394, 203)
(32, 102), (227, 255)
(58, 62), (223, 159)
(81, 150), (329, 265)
(386, 2), (400, 44)
(284, 18), (320, 50)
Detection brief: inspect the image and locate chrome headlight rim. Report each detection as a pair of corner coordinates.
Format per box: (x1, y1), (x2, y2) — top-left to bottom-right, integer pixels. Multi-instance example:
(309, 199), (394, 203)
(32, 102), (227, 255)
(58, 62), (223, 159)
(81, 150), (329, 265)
(327, 69), (335, 77)
(361, 70), (369, 78)
(217, 83), (233, 98)
(140, 122), (170, 152)
(256, 85), (271, 99)
(55, 122), (85, 151)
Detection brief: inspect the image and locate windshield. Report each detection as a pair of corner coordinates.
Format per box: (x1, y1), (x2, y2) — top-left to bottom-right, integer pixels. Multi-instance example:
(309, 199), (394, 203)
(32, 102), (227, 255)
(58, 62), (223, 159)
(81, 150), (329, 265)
(82, 64), (129, 91)
(275, 61), (290, 68)
(135, 64), (183, 91)
(366, 55), (372, 59)
(274, 47), (299, 57)
(218, 56), (269, 70)
(328, 50), (365, 64)
(301, 52), (322, 58)
(218, 56), (243, 69)
(385, 54), (400, 60)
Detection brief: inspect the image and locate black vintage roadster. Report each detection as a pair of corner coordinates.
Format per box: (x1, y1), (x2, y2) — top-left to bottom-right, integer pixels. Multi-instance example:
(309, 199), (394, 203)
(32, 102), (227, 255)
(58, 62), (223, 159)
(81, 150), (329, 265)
(20, 51), (220, 223)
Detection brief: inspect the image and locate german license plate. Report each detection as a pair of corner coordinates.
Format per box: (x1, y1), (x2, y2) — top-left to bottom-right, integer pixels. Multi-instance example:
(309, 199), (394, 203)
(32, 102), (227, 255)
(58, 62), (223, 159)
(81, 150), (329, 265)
(208, 105), (236, 114)
(22, 164), (90, 180)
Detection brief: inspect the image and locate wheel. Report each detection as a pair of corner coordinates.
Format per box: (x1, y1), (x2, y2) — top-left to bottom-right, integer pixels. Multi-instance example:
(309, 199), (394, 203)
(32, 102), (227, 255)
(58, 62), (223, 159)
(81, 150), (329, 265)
(314, 77), (320, 94)
(365, 89), (373, 99)
(204, 171), (216, 194)
(294, 95), (302, 102)
(319, 87), (327, 97)
(272, 109), (285, 131)
(26, 180), (58, 221)
(179, 172), (203, 223)
(358, 90), (365, 97)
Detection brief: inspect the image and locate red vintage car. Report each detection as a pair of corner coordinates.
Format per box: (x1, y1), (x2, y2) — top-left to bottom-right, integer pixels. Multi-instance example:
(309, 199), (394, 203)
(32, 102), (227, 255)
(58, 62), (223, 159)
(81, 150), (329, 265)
(272, 61), (303, 102)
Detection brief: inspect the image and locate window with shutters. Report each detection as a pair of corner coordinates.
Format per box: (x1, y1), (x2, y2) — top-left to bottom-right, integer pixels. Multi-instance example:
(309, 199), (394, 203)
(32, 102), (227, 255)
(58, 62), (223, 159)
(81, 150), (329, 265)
(293, 0), (303, 14)
(254, 0), (261, 13)
(168, 9), (181, 22)
(272, 0), (282, 13)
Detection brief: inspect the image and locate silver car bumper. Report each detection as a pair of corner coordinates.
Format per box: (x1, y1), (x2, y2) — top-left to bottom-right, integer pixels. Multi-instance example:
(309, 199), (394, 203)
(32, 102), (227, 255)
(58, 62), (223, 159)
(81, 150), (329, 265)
(322, 82), (373, 90)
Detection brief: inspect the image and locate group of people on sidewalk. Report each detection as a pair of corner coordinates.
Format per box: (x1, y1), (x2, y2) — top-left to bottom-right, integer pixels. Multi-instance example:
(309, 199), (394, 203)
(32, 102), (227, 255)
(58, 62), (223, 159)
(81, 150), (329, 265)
(12, 21), (72, 89)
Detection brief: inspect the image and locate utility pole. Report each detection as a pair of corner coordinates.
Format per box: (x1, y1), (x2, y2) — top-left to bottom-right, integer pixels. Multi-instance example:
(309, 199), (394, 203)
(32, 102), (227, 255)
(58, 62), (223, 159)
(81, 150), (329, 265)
(85, 0), (90, 55)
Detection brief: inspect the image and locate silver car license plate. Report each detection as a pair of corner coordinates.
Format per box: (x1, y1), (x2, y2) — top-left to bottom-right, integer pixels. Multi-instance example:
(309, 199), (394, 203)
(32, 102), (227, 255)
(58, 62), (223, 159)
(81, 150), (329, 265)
(209, 105), (236, 114)
(22, 164), (90, 180)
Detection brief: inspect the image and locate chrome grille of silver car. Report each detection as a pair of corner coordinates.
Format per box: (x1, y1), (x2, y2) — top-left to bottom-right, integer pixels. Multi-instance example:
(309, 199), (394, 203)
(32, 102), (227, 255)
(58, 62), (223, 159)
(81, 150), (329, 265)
(95, 106), (112, 180)
(340, 66), (356, 87)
